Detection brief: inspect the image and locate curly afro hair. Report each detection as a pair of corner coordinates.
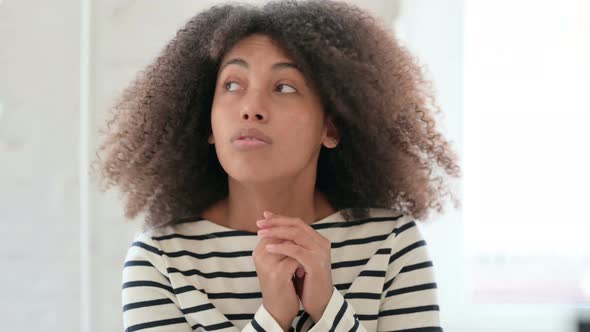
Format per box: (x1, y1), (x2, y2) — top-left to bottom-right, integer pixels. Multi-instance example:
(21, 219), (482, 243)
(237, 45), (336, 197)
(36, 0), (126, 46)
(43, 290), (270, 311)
(91, 0), (462, 229)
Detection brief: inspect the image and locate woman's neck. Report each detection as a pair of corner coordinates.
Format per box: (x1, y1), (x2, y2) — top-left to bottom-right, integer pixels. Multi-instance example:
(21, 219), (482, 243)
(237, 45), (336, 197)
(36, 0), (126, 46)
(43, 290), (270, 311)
(202, 190), (335, 234)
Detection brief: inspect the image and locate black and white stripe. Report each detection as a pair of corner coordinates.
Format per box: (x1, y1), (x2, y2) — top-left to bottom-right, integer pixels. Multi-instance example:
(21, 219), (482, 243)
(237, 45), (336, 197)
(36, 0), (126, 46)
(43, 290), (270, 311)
(122, 208), (441, 331)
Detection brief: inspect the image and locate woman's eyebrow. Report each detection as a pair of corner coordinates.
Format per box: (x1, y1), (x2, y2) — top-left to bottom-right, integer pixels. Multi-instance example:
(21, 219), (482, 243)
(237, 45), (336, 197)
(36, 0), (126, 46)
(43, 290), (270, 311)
(219, 57), (301, 73)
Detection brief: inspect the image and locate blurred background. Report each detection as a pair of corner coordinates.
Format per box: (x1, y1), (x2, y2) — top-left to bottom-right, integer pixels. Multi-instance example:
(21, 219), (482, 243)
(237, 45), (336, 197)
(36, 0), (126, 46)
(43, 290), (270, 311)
(1, 0), (589, 331)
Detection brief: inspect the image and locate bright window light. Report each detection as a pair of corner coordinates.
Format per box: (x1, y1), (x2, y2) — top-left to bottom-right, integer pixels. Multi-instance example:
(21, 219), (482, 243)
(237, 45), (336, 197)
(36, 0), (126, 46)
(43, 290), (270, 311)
(464, 0), (590, 304)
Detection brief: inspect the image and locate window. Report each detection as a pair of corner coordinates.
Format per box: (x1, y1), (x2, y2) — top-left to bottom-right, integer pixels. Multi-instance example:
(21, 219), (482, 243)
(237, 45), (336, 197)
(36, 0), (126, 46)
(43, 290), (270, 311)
(464, 0), (590, 305)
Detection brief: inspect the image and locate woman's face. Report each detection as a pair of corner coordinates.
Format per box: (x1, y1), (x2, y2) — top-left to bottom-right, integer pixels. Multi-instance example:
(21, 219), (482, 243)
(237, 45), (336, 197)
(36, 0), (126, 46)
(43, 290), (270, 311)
(209, 33), (335, 184)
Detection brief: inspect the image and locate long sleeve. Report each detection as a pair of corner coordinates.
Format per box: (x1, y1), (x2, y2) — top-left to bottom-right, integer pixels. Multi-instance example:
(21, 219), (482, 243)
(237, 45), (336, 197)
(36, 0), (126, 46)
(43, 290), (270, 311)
(122, 232), (289, 332)
(377, 221), (441, 331)
(307, 220), (442, 332)
(122, 232), (194, 332)
(305, 285), (361, 331)
(240, 304), (290, 331)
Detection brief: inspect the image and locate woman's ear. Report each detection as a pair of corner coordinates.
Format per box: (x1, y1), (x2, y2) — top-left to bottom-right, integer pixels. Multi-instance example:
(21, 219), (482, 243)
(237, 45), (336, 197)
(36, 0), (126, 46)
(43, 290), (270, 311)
(322, 115), (339, 148)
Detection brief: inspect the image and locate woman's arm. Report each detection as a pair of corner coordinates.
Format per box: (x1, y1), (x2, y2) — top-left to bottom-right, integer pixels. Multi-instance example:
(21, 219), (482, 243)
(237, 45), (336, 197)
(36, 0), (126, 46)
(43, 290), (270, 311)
(122, 233), (290, 332)
(122, 232), (194, 332)
(377, 223), (441, 331)
(304, 220), (442, 332)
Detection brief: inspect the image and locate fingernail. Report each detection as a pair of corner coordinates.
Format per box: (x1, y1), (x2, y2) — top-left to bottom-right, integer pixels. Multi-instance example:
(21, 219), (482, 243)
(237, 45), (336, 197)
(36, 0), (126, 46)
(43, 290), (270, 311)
(296, 267), (305, 278)
(263, 211), (273, 219)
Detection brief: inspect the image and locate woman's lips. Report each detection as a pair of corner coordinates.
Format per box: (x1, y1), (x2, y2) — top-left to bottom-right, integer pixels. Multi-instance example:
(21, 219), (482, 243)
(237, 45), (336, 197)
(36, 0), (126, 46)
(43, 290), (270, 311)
(232, 138), (270, 149)
(231, 127), (272, 144)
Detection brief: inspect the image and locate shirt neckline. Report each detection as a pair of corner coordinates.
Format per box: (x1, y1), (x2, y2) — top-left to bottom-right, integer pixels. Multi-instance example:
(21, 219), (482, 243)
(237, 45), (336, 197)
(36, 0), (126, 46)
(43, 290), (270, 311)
(195, 208), (348, 235)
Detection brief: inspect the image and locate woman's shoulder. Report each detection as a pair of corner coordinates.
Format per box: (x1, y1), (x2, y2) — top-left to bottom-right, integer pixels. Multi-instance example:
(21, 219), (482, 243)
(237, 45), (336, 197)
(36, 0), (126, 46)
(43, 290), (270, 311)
(123, 220), (206, 272)
(124, 218), (200, 255)
(363, 207), (426, 245)
(125, 219), (203, 255)
(357, 207), (415, 230)
(365, 206), (409, 221)
(122, 228), (169, 280)
(134, 215), (209, 240)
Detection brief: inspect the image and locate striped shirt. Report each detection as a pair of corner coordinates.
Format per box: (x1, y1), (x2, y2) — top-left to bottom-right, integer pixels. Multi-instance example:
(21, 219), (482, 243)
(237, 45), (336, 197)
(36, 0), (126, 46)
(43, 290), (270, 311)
(122, 207), (442, 332)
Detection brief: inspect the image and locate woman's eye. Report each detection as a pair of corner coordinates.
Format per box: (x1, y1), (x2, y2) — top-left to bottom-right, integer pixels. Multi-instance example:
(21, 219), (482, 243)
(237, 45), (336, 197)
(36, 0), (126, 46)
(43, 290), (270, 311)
(224, 81), (240, 92)
(223, 81), (296, 93)
(277, 83), (297, 93)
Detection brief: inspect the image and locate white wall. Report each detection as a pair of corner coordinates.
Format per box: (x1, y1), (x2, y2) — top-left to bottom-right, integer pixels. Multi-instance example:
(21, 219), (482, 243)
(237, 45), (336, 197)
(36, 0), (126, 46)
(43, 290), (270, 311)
(0, 0), (82, 330)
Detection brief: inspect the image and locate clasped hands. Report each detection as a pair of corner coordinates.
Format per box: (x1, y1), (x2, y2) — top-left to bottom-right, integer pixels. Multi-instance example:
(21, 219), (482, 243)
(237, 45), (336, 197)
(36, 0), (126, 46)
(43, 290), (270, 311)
(255, 210), (334, 324)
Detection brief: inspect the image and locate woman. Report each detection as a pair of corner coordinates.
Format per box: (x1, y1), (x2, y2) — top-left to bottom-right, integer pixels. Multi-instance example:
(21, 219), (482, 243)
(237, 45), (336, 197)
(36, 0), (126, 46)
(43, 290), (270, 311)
(92, 0), (461, 331)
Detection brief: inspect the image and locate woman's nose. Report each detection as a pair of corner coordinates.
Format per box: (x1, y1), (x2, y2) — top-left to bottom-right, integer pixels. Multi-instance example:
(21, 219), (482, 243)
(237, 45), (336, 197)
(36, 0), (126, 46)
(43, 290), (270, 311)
(239, 89), (269, 121)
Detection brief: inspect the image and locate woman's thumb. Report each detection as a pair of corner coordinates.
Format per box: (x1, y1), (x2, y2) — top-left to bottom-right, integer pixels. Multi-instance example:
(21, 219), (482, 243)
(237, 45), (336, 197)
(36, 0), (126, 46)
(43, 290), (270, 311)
(295, 266), (305, 278)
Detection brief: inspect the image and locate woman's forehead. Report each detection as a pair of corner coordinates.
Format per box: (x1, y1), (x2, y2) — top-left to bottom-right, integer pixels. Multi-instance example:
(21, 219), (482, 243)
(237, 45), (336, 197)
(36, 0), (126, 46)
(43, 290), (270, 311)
(217, 33), (317, 90)
(222, 34), (292, 60)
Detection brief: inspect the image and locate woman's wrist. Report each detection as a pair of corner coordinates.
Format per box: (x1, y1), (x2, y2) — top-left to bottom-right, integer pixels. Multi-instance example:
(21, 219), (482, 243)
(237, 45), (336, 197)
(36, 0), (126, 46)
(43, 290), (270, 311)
(262, 300), (293, 331)
(278, 320), (291, 332)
